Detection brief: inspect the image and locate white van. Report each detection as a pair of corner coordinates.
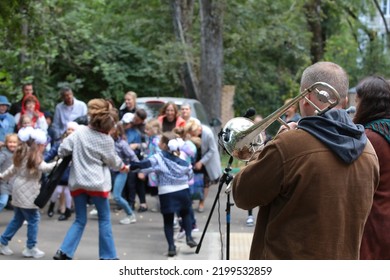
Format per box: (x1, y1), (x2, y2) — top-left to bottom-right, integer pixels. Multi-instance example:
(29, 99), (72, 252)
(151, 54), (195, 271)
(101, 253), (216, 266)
(121, 97), (220, 127)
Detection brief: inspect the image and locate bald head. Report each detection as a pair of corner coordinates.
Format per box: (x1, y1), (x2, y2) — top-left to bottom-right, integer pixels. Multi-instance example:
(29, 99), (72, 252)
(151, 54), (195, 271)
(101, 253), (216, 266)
(299, 62), (349, 116)
(301, 62), (348, 99)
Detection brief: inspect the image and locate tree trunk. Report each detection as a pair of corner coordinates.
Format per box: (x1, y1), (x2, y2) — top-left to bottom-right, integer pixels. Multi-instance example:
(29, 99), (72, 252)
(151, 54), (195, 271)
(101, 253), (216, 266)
(199, 0), (224, 123)
(373, 0), (390, 48)
(304, 0), (325, 63)
(170, 0), (200, 99)
(20, 6), (29, 66)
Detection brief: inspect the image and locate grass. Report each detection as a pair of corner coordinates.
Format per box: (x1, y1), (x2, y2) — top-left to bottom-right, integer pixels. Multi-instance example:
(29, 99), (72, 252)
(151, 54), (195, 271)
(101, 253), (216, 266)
(220, 151), (246, 172)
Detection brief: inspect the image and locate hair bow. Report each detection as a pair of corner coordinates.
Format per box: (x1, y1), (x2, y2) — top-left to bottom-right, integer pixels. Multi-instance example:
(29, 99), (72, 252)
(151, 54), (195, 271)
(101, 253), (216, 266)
(168, 138), (184, 152)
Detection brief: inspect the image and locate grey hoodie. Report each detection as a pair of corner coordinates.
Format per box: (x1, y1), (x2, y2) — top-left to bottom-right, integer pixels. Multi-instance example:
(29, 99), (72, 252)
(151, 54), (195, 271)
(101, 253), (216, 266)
(297, 109), (367, 164)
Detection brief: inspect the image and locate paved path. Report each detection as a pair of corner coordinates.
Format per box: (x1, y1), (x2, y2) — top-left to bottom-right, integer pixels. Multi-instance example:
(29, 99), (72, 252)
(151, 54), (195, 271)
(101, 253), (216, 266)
(0, 182), (256, 260)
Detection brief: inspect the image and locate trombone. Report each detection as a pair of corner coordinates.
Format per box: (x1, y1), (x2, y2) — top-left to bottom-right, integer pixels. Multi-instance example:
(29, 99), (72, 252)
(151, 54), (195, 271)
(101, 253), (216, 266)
(220, 82), (340, 161)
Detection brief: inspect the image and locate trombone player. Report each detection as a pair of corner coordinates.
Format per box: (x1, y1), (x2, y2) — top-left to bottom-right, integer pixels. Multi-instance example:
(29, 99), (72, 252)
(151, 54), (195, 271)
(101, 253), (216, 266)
(232, 61), (379, 259)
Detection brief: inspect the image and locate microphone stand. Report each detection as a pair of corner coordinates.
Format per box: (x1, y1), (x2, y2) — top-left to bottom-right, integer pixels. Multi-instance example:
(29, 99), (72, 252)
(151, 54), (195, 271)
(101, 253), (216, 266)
(196, 108), (254, 259)
(224, 158), (235, 260)
(195, 155), (234, 260)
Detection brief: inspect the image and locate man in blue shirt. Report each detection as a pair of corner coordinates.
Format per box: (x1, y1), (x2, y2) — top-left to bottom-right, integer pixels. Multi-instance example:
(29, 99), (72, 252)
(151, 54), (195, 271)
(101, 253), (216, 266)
(51, 87), (87, 143)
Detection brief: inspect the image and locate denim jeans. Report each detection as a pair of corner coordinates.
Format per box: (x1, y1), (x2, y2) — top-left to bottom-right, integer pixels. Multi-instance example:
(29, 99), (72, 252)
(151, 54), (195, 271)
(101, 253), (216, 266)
(59, 193), (117, 259)
(0, 206), (40, 249)
(0, 194), (9, 212)
(113, 172), (134, 216)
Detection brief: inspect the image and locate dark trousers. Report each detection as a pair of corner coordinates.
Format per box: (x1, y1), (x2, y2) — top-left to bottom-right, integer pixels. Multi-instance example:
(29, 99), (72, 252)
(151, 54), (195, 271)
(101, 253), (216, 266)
(124, 172), (146, 208)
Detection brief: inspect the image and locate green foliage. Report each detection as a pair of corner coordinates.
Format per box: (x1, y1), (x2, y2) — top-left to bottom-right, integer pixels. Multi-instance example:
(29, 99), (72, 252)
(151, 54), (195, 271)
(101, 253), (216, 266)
(0, 0), (389, 122)
(323, 23), (361, 85)
(224, 0), (310, 118)
(0, 0), (185, 109)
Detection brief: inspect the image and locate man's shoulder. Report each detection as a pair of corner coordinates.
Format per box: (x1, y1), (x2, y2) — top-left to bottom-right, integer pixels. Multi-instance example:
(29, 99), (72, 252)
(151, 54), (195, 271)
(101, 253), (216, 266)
(273, 129), (316, 151)
(74, 98), (87, 106)
(190, 117), (201, 124)
(201, 124), (212, 133)
(55, 101), (65, 109)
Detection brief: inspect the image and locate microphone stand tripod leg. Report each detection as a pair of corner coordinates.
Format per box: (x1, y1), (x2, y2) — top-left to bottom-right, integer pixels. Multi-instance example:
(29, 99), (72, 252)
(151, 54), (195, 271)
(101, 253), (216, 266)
(195, 156), (234, 260)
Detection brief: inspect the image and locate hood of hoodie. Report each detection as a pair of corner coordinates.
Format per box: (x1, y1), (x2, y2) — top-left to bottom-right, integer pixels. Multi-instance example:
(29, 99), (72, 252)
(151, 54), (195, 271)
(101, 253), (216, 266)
(297, 109), (367, 164)
(160, 150), (191, 176)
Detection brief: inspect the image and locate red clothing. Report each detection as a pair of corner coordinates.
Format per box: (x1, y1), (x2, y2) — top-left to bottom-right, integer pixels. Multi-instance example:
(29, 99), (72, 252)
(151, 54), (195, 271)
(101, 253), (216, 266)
(71, 189), (110, 198)
(360, 129), (390, 259)
(17, 95), (44, 130)
(157, 115), (186, 131)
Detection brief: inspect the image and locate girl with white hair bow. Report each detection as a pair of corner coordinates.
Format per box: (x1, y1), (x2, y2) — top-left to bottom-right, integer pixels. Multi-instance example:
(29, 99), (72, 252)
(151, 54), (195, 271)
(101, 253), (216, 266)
(0, 128), (57, 259)
(129, 131), (197, 257)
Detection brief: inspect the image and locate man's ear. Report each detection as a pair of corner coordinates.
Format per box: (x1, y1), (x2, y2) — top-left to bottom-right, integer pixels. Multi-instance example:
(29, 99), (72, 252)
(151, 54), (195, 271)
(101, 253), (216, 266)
(302, 93), (312, 105)
(342, 96), (349, 108)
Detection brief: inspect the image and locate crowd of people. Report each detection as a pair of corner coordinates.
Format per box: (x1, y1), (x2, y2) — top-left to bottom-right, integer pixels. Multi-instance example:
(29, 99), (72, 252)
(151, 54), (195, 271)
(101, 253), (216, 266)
(0, 86), (222, 259)
(1, 60), (390, 260)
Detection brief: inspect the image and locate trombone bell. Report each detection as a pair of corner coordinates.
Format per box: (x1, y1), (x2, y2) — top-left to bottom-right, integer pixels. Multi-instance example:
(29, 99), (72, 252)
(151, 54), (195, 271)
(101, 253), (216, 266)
(221, 117), (265, 161)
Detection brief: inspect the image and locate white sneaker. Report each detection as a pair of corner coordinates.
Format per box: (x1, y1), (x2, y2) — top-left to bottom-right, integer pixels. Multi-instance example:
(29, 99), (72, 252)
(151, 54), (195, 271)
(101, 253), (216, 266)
(89, 209), (98, 215)
(246, 215), (254, 227)
(0, 244), (13, 256)
(22, 246), (45, 258)
(173, 217), (180, 230)
(120, 214), (136, 225)
(175, 230), (186, 240)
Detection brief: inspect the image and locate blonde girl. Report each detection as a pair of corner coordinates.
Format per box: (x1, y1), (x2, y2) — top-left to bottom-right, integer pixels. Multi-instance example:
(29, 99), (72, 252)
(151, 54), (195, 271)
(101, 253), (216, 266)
(142, 118), (162, 211)
(0, 134), (18, 212)
(20, 114), (32, 128)
(0, 128), (57, 258)
(143, 119), (161, 186)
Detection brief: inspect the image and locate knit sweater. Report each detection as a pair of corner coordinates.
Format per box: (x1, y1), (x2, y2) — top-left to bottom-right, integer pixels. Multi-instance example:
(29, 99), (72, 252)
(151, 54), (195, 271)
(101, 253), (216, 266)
(58, 125), (124, 194)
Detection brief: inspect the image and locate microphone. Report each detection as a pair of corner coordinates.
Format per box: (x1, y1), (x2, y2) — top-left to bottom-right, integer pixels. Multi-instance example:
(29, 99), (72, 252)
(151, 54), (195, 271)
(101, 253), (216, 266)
(219, 108), (256, 143)
(346, 106), (356, 114)
(243, 108), (256, 119)
(223, 128), (231, 142)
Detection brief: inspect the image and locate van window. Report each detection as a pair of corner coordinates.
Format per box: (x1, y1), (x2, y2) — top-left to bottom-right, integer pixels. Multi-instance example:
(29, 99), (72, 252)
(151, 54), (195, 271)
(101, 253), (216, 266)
(134, 98), (211, 126)
(193, 102), (209, 125)
(137, 102), (164, 119)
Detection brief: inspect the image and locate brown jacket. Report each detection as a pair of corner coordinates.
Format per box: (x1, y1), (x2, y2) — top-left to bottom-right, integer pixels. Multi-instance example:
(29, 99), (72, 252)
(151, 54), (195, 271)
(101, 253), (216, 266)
(233, 129), (379, 259)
